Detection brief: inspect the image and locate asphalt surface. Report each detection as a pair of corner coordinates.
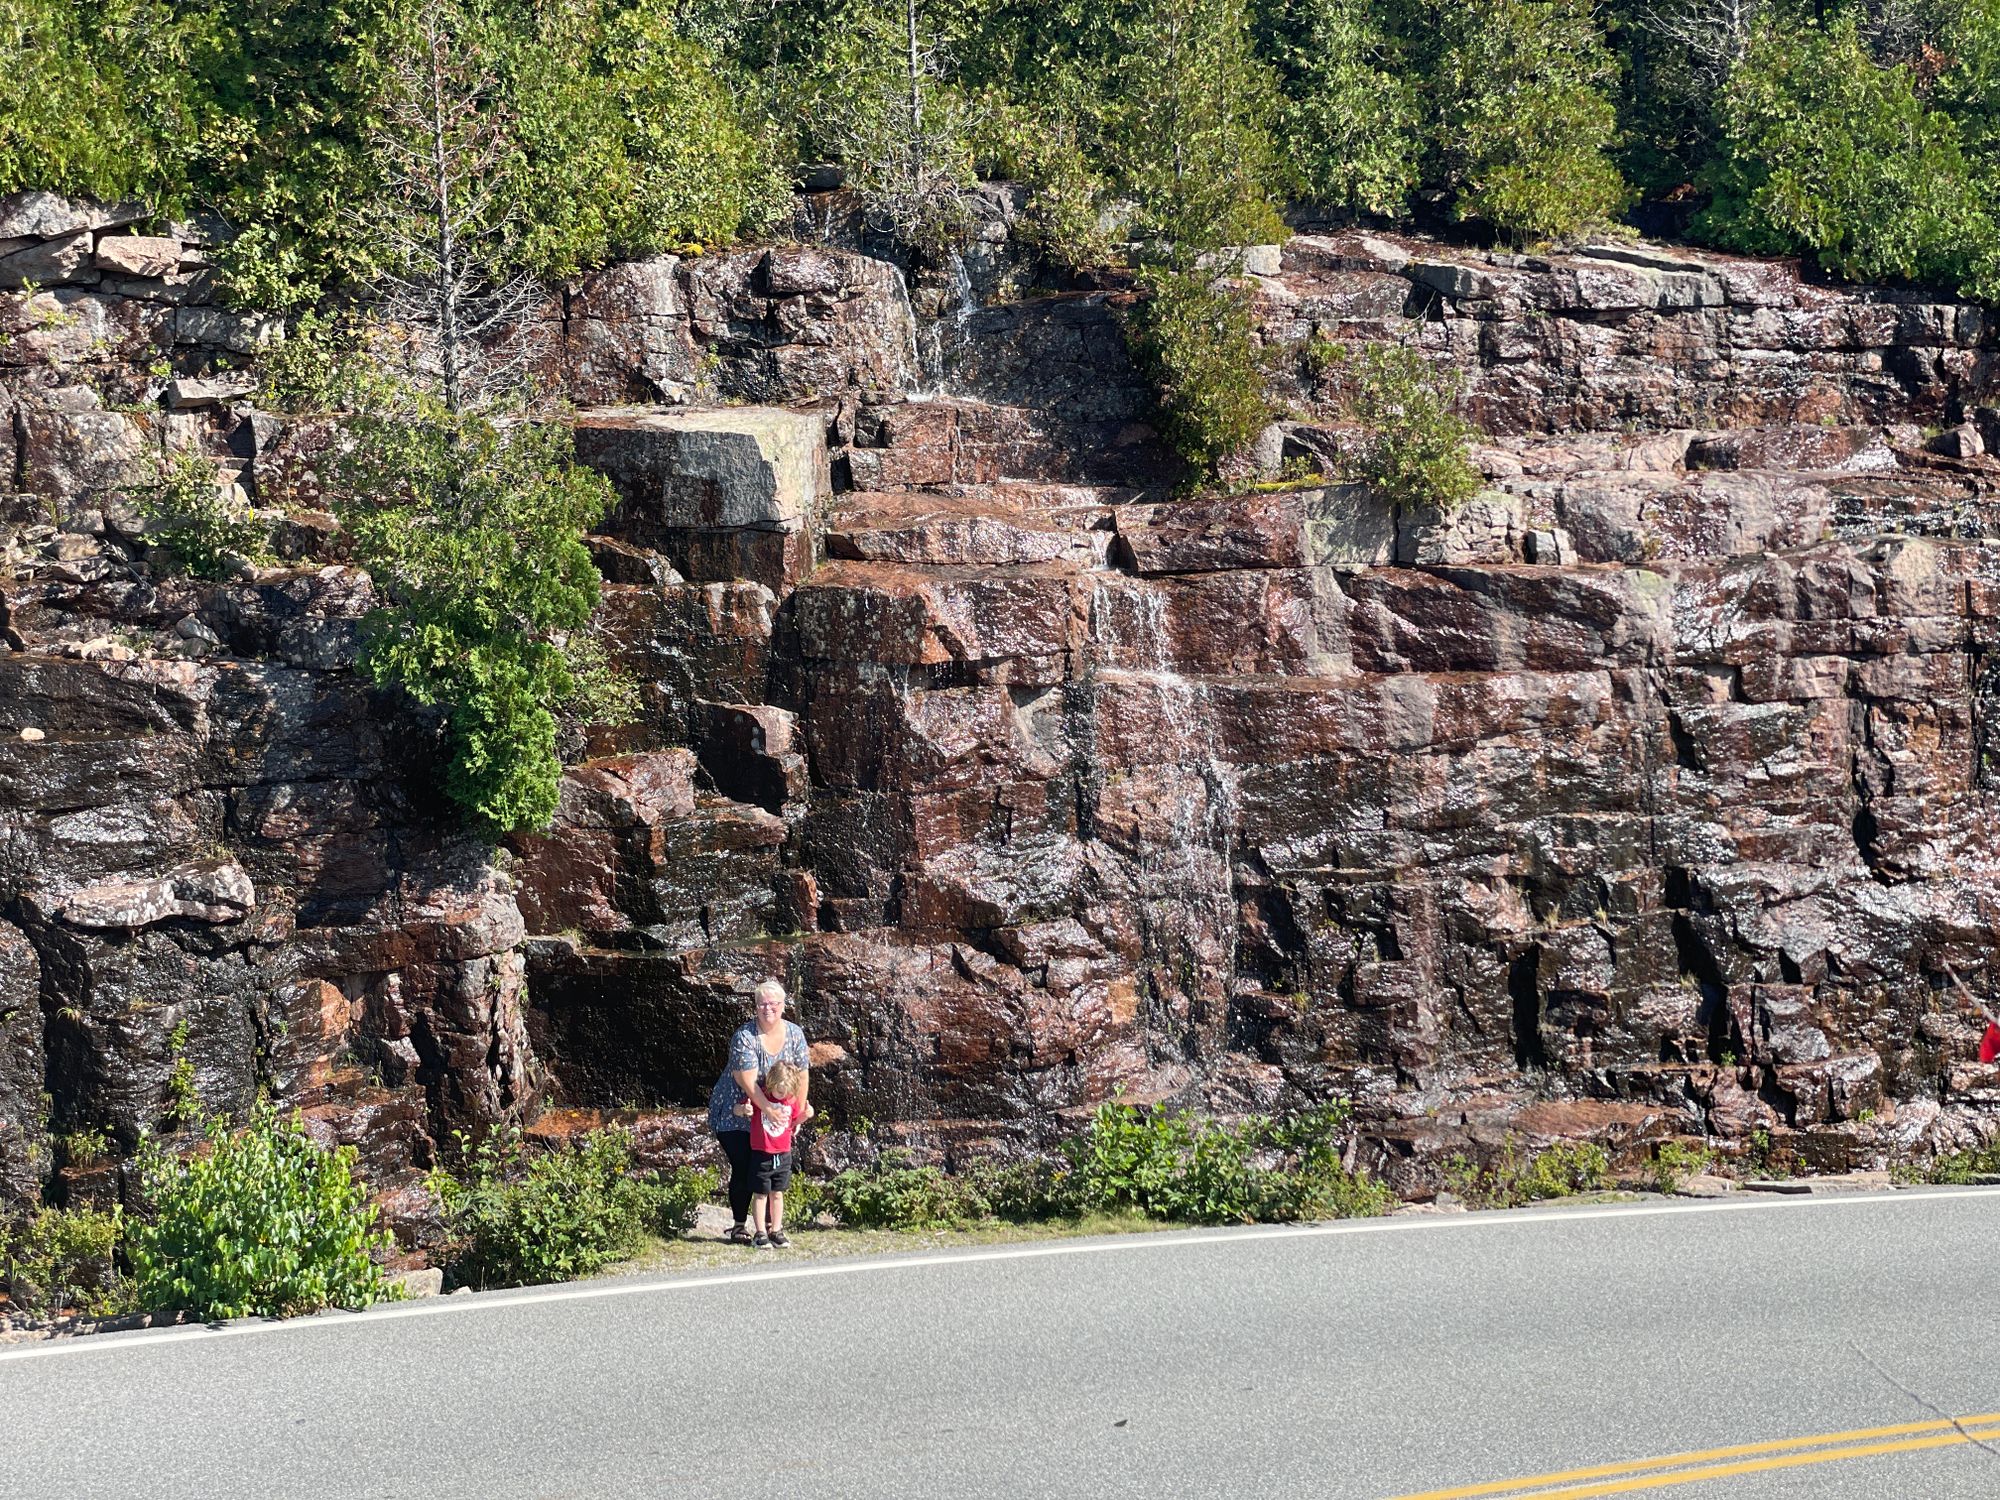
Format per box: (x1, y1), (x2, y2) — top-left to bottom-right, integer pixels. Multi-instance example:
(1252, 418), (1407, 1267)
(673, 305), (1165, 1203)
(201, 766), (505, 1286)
(5, 1187), (1999, 1500)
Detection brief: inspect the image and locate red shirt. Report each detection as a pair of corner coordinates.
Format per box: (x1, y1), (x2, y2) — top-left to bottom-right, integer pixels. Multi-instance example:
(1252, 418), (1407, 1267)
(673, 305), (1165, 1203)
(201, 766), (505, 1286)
(751, 1097), (798, 1153)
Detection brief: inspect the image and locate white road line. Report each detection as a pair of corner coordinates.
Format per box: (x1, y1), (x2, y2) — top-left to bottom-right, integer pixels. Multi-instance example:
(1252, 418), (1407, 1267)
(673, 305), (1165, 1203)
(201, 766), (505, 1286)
(5, 1185), (1997, 1365)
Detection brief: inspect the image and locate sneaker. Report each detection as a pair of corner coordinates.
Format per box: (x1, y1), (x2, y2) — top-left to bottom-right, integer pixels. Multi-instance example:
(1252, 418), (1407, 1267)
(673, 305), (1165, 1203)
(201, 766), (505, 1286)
(753, 1232), (772, 1249)
(767, 1229), (790, 1248)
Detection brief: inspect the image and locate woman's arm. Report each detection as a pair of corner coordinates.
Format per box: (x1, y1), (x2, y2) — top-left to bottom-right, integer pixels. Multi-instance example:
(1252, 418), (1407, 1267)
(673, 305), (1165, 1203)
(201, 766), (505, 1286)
(733, 1067), (771, 1110)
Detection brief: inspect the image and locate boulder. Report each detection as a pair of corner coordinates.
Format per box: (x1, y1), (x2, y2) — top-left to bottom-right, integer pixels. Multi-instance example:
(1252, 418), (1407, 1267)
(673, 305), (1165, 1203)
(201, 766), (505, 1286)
(93, 236), (181, 279)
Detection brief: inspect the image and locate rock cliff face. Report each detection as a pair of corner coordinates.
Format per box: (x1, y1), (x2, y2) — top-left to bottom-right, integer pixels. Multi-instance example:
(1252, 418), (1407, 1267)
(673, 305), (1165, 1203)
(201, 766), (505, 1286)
(4, 187), (1999, 1226)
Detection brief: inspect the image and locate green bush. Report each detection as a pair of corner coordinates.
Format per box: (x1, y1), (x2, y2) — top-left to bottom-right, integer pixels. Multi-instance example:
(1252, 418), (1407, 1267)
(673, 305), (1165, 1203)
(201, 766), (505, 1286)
(132, 449), (267, 580)
(1444, 1139), (1613, 1208)
(1064, 1100), (1391, 1225)
(334, 397), (617, 834)
(495, 0), (789, 279)
(1649, 1138), (1718, 1194)
(822, 1155), (989, 1231)
(432, 1128), (708, 1288)
(126, 1104), (395, 1319)
(963, 1157), (1082, 1222)
(0, 0), (193, 210)
(1695, 15), (2000, 300)
(1922, 1139), (2000, 1185)
(641, 1163), (717, 1238)
(1336, 343), (1484, 512)
(2, 1206), (132, 1319)
(1122, 266), (1274, 478)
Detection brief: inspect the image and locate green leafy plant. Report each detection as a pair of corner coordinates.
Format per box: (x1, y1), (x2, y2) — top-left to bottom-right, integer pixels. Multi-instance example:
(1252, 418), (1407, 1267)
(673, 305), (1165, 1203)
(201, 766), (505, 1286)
(1122, 265), (1274, 478)
(126, 1103), (396, 1320)
(1920, 1139), (2000, 1185)
(1649, 1138), (1719, 1194)
(1696, 14), (2000, 301)
(1425, 0), (1632, 244)
(821, 1154), (989, 1231)
(2, 1206), (132, 1320)
(1445, 1139), (1613, 1208)
(431, 1127), (707, 1288)
(1253, 0), (1418, 217)
(1337, 343), (1484, 512)
(333, 397), (618, 834)
(162, 1017), (204, 1131)
(58, 1127), (113, 1169)
(1064, 1100), (1390, 1224)
(133, 450), (266, 580)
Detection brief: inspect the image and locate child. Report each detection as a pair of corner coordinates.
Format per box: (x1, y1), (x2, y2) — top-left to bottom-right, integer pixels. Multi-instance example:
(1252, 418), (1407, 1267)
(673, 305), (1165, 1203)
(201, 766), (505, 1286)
(748, 1059), (806, 1248)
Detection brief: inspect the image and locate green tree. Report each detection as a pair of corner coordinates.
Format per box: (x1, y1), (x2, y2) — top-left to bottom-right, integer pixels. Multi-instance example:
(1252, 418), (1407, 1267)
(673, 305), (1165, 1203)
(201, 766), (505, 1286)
(1337, 343), (1484, 512)
(1121, 266), (1273, 477)
(1419, 0), (1632, 244)
(1251, 0), (1419, 217)
(0, 0), (191, 207)
(1696, 13), (2000, 296)
(1107, 0), (1288, 255)
(497, 0), (787, 280)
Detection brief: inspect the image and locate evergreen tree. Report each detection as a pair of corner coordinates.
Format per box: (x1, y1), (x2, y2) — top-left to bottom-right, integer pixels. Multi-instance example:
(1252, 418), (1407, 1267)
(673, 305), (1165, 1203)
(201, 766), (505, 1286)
(1415, 0), (1631, 244)
(1696, 12), (1999, 296)
(1251, 0), (1419, 218)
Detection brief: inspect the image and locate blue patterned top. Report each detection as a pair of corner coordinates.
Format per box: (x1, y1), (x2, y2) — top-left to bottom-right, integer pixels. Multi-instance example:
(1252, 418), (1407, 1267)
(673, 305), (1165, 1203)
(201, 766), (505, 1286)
(707, 1021), (809, 1135)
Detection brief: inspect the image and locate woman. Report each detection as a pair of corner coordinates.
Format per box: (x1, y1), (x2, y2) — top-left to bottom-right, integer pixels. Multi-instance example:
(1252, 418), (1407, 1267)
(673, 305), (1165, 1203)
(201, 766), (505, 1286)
(708, 978), (812, 1244)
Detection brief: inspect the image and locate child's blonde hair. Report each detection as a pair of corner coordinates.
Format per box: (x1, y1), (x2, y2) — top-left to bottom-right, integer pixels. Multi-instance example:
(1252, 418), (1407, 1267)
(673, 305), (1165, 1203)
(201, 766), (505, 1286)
(763, 1060), (806, 1102)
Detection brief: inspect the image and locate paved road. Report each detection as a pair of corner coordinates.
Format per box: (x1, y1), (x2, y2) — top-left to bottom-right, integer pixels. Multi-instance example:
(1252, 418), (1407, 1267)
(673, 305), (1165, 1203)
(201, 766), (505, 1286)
(5, 1188), (1999, 1500)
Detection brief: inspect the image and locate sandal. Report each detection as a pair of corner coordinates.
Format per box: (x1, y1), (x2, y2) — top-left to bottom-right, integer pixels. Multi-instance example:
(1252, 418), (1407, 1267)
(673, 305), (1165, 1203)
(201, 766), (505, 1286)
(767, 1229), (789, 1248)
(724, 1222), (755, 1246)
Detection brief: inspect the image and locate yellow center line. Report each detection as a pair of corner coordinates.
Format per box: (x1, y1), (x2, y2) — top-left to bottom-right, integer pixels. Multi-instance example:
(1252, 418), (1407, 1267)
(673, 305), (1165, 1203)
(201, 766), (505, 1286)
(1388, 1412), (2000, 1500)
(1519, 1423), (2000, 1500)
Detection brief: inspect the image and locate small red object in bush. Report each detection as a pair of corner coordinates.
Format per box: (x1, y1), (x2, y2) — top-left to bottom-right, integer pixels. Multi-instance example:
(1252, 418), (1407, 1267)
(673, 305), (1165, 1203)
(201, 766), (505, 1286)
(1980, 1022), (2000, 1065)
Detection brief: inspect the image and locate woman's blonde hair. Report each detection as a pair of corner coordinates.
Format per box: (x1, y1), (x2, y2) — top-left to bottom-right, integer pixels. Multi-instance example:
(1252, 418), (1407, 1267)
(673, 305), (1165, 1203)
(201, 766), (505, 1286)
(763, 1060), (806, 1102)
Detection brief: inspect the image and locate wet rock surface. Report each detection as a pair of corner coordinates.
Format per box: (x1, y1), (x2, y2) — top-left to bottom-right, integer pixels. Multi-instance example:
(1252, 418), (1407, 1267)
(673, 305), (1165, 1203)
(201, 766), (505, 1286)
(3, 197), (2000, 1235)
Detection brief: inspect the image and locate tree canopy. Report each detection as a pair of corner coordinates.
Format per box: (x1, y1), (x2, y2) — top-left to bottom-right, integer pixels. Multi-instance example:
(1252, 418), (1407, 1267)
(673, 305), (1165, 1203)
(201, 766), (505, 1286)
(7, 0), (1996, 301)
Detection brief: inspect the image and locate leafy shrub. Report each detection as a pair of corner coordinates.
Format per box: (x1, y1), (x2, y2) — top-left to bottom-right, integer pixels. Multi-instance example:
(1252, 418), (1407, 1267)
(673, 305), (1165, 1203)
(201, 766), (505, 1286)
(58, 1127), (113, 1169)
(822, 1155), (989, 1231)
(432, 1128), (707, 1288)
(496, 0), (790, 280)
(1696, 15), (2000, 300)
(1444, 1139), (1613, 1208)
(335, 398), (617, 834)
(2, 1206), (132, 1319)
(963, 1157), (1082, 1223)
(133, 449), (266, 580)
(1064, 1100), (1391, 1225)
(1251, 1108), (1398, 1221)
(642, 1164), (717, 1238)
(1336, 344), (1484, 512)
(0, 0), (192, 210)
(1122, 266), (1274, 478)
(126, 1104), (395, 1320)
(1920, 1139), (2000, 1185)
(1649, 1138), (1718, 1194)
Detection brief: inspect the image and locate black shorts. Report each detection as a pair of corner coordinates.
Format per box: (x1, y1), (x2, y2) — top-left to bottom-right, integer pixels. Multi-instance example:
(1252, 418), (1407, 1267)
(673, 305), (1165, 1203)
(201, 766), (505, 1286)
(752, 1150), (792, 1193)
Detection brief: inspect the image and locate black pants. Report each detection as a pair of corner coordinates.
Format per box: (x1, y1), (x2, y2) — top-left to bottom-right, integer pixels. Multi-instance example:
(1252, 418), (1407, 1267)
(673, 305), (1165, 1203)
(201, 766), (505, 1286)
(719, 1130), (757, 1223)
